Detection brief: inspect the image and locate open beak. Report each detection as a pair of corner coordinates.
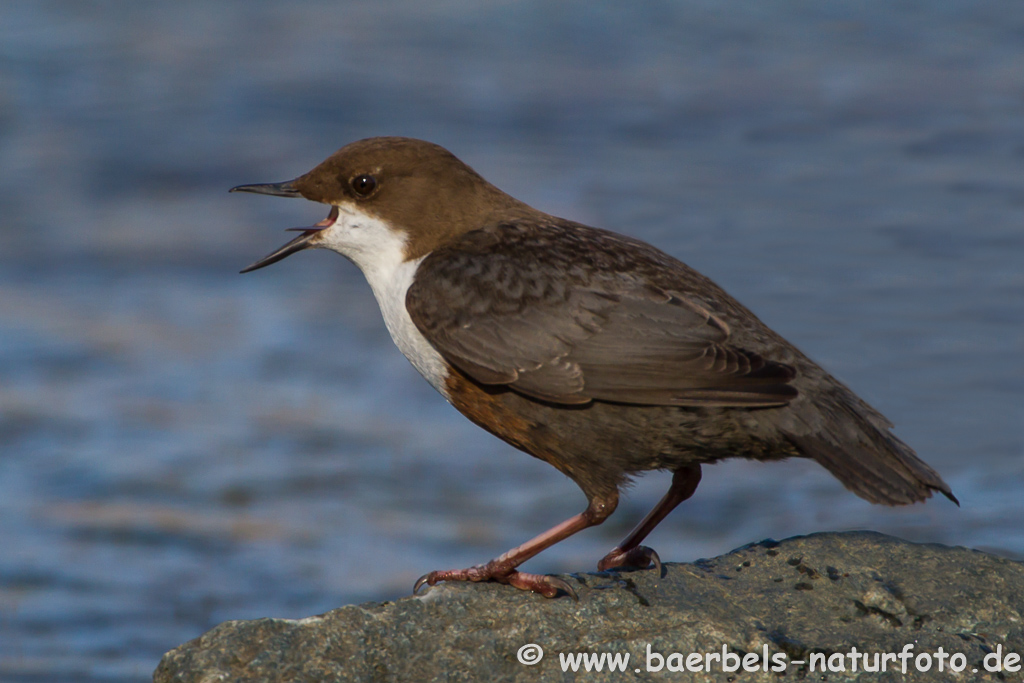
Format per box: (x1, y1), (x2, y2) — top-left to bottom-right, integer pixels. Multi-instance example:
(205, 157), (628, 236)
(239, 205), (339, 274)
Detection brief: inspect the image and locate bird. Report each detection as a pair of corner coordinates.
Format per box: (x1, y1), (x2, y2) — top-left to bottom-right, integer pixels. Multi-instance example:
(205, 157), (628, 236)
(231, 136), (957, 599)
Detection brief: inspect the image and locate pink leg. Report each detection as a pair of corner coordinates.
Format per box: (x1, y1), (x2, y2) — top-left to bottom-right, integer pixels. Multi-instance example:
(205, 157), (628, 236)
(414, 491), (618, 599)
(597, 465), (702, 572)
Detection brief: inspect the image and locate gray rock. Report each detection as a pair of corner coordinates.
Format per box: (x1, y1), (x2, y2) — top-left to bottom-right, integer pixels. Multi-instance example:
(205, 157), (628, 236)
(154, 532), (1024, 682)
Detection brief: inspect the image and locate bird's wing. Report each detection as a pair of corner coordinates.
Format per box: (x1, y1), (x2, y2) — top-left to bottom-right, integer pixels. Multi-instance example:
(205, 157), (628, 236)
(406, 221), (797, 407)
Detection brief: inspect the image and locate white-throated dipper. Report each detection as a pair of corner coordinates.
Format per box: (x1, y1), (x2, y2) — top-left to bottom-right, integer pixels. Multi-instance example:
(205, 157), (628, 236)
(232, 136), (957, 599)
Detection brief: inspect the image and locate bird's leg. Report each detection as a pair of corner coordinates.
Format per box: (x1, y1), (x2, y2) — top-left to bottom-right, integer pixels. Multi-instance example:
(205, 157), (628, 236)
(414, 491), (618, 599)
(597, 464), (702, 573)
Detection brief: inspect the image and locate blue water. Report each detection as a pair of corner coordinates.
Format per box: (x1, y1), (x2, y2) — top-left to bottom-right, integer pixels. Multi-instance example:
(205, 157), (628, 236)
(1, 2), (1022, 681)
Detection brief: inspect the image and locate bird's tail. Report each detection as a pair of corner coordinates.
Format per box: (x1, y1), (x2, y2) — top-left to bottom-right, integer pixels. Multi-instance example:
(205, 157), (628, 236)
(790, 423), (957, 507)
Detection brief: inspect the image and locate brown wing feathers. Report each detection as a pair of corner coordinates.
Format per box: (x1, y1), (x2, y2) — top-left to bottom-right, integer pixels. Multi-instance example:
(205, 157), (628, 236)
(406, 220), (798, 407)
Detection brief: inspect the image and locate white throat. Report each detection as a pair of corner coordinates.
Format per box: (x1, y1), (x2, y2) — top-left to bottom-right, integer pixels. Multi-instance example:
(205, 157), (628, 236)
(315, 204), (450, 398)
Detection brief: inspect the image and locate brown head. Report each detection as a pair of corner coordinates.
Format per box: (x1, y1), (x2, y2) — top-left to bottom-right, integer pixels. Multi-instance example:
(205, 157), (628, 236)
(232, 137), (533, 273)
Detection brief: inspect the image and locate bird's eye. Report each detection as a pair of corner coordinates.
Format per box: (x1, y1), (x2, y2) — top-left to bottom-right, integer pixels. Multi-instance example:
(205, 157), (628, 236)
(351, 174), (377, 197)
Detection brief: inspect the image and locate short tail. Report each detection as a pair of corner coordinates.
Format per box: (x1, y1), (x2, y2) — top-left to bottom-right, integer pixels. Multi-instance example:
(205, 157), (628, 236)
(791, 432), (958, 507)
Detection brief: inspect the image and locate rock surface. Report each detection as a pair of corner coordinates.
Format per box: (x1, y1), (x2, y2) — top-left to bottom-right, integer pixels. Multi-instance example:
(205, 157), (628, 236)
(154, 532), (1023, 682)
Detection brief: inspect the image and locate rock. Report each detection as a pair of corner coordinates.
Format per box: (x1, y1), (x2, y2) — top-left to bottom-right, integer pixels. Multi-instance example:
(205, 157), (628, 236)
(154, 531), (1024, 682)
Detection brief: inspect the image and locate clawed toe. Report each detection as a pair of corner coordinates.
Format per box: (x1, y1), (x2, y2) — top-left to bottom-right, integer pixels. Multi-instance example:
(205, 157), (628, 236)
(509, 572), (578, 600)
(412, 565), (576, 599)
(597, 545), (663, 575)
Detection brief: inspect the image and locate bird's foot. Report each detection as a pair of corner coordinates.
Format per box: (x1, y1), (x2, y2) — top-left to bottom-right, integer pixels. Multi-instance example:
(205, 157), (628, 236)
(597, 545), (663, 576)
(413, 560), (577, 600)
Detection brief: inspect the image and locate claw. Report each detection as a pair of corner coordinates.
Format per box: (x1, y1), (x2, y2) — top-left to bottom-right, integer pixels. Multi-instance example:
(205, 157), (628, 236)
(547, 576), (579, 601)
(649, 548), (664, 577)
(413, 573), (434, 595)
(597, 544), (662, 572)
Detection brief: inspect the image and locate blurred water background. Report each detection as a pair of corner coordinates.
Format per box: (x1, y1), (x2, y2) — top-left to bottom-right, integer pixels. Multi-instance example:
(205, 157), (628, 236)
(1, 2), (1022, 681)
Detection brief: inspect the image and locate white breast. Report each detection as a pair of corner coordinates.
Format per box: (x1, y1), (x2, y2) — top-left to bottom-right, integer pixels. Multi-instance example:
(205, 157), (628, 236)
(314, 205), (451, 398)
(372, 256), (451, 397)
